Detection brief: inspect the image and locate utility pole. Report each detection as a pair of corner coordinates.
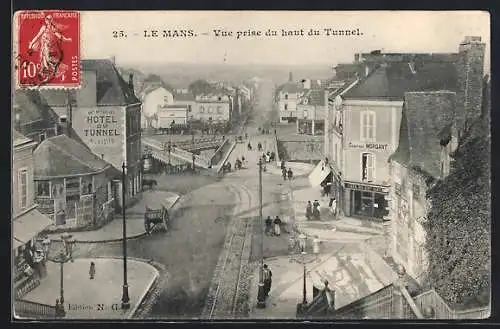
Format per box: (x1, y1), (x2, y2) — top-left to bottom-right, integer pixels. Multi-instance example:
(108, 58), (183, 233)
(256, 158), (266, 308)
(121, 163), (130, 309)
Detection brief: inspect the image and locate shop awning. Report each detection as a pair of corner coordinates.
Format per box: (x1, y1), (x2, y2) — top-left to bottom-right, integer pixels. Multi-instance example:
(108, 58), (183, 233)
(13, 208), (52, 246)
(308, 161), (332, 187)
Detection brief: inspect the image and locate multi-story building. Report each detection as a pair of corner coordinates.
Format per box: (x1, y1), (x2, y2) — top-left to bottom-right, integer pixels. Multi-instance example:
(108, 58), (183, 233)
(12, 131), (52, 298)
(296, 89), (328, 135)
(194, 94), (231, 123)
(33, 135), (118, 231)
(388, 36), (486, 283)
(141, 85), (175, 129)
(325, 49), (460, 221)
(275, 73), (303, 123)
(173, 90), (196, 121)
(40, 59), (142, 208)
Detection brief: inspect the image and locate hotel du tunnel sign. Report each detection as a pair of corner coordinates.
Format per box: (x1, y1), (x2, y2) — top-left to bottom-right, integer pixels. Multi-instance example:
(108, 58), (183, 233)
(73, 108), (124, 147)
(347, 142), (388, 151)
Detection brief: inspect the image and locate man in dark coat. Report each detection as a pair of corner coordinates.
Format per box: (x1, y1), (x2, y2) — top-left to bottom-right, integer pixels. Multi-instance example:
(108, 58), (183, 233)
(287, 168), (293, 180)
(263, 264), (272, 297)
(265, 216), (273, 235)
(282, 168), (287, 181)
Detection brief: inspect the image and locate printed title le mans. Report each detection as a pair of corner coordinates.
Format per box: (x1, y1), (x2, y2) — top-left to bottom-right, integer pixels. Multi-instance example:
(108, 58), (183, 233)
(140, 28), (362, 39)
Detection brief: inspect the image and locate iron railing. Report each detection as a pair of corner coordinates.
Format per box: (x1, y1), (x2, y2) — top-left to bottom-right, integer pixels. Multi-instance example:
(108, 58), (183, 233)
(14, 299), (57, 319)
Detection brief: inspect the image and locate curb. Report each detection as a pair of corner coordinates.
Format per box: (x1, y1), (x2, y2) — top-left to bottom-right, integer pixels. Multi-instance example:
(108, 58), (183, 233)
(50, 195), (181, 244)
(74, 256), (161, 319)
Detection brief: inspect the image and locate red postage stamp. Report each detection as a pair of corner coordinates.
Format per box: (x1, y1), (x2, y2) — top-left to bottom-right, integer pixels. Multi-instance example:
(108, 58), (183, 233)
(15, 10), (81, 89)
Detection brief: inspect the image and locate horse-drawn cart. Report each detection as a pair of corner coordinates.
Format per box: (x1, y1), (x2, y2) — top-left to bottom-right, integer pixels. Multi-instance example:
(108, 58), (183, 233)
(144, 199), (170, 234)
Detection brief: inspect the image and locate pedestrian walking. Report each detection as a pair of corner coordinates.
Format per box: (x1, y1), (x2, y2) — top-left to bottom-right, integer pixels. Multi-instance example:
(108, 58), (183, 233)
(263, 264), (272, 297)
(313, 200), (321, 221)
(287, 168), (293, 180)
(89, 261), (96, 280)
(306, 201), (313, 221)
(274, 216), (282, 236)
(282, 168), (287, 181)
(281, 160), (286, 171)
(265, 216), (273, 235)
(329, 197), (337, 219)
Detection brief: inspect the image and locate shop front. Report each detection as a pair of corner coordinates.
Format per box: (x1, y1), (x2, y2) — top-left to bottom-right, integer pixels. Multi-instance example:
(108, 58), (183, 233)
(13, 207), (52, 298)
(343, 181), (389, 221)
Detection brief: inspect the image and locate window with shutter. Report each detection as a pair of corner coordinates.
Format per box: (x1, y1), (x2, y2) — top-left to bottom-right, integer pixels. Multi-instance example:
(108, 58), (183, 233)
(361, 111), (376, 141)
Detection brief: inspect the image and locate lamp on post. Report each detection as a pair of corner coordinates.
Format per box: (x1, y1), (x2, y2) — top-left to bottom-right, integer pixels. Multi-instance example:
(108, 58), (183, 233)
(256, 157), (266, 308)
(41, 233), (76, 318)
(192, 153), (196, 174)
(167, 141), (172, 167)
(289, 233), (320, 317)
(121, 163), (130, 309)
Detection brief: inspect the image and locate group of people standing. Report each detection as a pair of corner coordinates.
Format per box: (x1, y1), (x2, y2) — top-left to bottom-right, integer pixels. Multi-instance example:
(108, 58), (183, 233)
(265, 215), (283, 236)
(305, 197), (337, 221)
(280, 160), (294, 181)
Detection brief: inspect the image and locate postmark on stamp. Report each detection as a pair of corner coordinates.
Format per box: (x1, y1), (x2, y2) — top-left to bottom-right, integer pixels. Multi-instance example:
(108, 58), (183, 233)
(14, 10), (81, 89)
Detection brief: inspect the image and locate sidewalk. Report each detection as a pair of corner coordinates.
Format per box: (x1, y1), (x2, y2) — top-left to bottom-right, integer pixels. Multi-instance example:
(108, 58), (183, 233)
(266, 162), (315, 178)
(248, 246), (390, 319)
(290, 181), (384, 242)
(20, 257), (159, 319)
(46, 191), (180, 243)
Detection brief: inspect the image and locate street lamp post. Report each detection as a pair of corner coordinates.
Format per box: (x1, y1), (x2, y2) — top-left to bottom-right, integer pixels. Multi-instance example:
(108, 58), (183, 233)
(41, 233), (76, 318)
(256, 157), (266, 308)
(289, 234), (320, 317)
(192, 154), (196, 173)
(121, 163), (130, 309)
(167, 141), (172, 167)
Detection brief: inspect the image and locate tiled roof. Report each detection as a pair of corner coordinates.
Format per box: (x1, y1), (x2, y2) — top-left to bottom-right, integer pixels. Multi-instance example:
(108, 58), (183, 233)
(13, 90), (54, 123)
(173, 92), (195, 101)
(82, 59), (140, 106)
(343, 61), (458, 100)
(39, 60), (140, 106)
(276, 82), (303, 94)
(140, 74), (175, 95)
(390, 91), (456, 178)
(34, 134), (112, 178)
(13, 129), (33, 147)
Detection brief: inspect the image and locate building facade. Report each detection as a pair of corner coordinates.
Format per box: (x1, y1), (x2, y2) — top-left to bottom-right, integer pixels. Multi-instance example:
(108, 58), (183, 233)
(296, 89), (328, 136)
(156, 105), (189, 127)
(141, 86), (175, 129)
(173, 91), (196, 121)
(12, 131), (52, 298)
(340, 98), (401, 220)
(388, 36), (486, 283)
(40, 59), (143, 208)
(275, 81), (303, 123)
(195, 94), (231, 122)
(33, 135), (118, 231)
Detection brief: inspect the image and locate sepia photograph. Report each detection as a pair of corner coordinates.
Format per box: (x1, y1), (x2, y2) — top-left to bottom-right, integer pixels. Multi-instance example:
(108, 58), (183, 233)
(11, 10), (491, 320)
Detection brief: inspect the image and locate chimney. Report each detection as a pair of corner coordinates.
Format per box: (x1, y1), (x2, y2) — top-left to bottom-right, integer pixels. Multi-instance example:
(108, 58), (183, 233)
(289, 71), (294, 82)
(456, 36), (486, 133)
(128, 73), (134, 92)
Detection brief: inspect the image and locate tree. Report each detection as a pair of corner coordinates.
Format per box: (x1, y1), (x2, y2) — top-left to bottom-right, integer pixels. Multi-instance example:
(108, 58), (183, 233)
(424, 90), (491, 307)
(188, 79), (217, 95)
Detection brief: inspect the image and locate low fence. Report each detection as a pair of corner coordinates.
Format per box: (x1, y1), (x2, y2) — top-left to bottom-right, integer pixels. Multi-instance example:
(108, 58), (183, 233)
(14, 299), (57, 319)
(413, 289), (490, 319)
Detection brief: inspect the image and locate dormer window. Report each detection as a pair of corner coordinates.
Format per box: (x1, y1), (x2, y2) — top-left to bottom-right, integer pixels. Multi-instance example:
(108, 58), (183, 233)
(285, 94), (289, 100)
